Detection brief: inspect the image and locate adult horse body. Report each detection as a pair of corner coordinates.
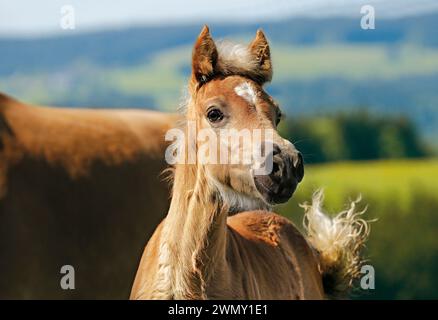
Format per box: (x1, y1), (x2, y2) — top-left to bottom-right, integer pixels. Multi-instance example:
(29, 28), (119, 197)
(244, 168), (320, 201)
(0, 93), (178, 298)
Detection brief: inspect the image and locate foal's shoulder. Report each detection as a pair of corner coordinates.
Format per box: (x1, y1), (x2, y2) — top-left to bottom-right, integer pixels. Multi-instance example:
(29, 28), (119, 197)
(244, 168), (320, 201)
(227, 211), (305, 247)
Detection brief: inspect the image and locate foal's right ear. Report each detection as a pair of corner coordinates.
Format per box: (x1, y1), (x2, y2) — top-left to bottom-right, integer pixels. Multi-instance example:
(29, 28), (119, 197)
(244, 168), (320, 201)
(191, 25), (218, 85)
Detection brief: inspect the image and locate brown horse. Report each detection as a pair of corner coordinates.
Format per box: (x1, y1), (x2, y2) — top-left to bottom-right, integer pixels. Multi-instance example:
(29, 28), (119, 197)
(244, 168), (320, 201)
(0, 92), (178, 298)
(130, 27), (369, 300)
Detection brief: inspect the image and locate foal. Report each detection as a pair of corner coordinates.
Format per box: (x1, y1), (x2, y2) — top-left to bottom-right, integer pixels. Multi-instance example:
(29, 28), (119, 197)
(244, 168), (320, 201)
(131, 26), (368, 300)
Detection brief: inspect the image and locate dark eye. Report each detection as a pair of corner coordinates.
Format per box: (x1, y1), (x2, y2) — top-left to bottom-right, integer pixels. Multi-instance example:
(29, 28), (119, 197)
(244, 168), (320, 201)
(207, 108), (224, 123)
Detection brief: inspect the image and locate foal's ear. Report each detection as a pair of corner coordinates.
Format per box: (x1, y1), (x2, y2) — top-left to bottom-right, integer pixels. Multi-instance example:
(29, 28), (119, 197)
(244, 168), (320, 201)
(192, 25), (218, 85)
(249, 29), (272, 83)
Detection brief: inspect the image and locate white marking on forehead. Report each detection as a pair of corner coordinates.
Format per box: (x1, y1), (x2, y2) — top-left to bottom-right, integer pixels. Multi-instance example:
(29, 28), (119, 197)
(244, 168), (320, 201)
(234, 82), (257, 105)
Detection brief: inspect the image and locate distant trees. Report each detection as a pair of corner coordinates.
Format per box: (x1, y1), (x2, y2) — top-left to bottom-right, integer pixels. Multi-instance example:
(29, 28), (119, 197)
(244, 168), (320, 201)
(280, 112), (428, 163)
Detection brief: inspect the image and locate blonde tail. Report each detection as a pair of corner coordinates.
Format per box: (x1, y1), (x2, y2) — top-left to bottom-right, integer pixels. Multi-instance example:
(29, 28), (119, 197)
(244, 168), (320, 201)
(301, 190), (371, 299)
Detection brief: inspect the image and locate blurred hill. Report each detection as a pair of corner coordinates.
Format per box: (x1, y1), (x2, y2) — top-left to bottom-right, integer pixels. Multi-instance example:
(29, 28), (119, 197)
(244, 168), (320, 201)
(1, 13), (438, 143)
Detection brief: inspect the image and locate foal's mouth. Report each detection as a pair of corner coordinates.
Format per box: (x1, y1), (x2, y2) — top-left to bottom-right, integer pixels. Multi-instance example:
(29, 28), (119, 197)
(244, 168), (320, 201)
(253, 174), (299, 205)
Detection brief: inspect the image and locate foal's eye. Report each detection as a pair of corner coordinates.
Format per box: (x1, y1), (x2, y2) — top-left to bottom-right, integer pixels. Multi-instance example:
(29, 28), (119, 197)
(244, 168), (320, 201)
(207, 108), (224, 123)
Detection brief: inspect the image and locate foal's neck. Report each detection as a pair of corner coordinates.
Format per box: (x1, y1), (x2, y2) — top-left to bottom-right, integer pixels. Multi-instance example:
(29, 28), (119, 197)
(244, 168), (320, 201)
(159, 162), (228, 299)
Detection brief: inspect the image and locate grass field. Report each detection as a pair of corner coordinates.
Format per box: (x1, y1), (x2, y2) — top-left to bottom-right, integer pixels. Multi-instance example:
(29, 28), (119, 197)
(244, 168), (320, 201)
(276, 158), (438, 299)
(272, 44), (438, 81)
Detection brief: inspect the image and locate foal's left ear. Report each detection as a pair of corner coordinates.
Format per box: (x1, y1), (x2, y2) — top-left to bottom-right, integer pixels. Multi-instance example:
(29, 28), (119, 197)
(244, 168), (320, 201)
(249, 29), (272, 83)
(192, 25), (218, 85)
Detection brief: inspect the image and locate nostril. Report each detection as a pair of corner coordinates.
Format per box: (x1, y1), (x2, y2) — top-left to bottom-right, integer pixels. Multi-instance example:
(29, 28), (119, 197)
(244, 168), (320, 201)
(294, 152), (304, 182)
(272, 161), (280, 175)
(272, 144), (281, 157)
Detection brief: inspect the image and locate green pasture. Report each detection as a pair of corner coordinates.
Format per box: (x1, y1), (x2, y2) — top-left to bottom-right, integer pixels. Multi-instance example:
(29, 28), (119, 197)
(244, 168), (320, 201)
(271, 44), (438, 81)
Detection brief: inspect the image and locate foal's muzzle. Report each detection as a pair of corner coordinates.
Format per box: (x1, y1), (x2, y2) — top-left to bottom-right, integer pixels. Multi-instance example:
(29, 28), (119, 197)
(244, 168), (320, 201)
(253, 144), (304, 204)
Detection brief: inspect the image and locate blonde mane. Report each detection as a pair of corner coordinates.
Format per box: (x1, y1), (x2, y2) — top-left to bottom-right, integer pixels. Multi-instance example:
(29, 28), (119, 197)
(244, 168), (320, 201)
(214, 40), (272, 83)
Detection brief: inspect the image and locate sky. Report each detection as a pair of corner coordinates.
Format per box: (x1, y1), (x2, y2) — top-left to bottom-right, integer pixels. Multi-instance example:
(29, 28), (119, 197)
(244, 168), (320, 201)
(1, 0), (438, 36)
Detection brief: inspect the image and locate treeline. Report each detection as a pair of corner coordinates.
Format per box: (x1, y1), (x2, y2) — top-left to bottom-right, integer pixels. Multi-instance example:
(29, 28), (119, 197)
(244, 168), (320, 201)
(280, 112), (429, 163)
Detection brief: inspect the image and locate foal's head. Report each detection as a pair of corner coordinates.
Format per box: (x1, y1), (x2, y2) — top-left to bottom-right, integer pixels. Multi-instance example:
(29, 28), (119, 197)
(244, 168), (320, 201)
(185, 26), (303, 208)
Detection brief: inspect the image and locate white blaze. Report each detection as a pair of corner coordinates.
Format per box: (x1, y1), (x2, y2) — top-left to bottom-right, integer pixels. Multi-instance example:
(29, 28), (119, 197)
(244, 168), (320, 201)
(234, 82), (257, 105)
